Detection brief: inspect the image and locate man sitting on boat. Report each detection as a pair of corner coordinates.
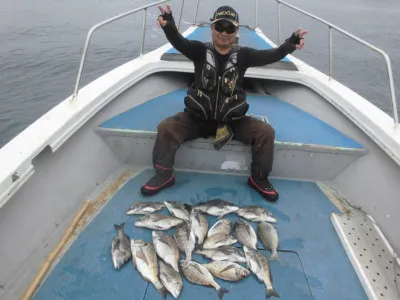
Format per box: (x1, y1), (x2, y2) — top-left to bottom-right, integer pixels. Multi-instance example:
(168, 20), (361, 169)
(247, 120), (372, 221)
(140, 5), (307, 201)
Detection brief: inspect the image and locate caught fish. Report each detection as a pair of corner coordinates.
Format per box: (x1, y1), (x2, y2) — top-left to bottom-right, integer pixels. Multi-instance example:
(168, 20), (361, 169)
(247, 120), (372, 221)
(236, 205), (277, 223)
(233, 219), (258, 250)
(192, 199), (239, 218)
(207, 219), (232, 237)
(111, 223), (131, 270)
(126, 202), (165, 215)
(203, 260), (251, 282)
(203, 233), (237, 249)
(195, 246), (246, 263)
(243, 246), (280, 299)
(174, 221), (196, 261)
(135, 213), (184, 230)
(164, 200), (190, 221)
(152, 231), (180, 272)
(159, 260), (183, 299)
(258, 222), (279, 261)
(190, 209), (208, 246)
(180, 260), (229, 300)
(130, 239), (166, 299)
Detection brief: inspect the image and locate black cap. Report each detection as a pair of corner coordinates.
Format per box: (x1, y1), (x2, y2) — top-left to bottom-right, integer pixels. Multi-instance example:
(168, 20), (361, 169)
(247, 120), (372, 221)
(210, 6), (239, 27)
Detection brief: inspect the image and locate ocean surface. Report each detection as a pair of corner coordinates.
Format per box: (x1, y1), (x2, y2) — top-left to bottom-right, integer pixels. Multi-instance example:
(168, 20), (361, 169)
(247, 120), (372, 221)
(1, 0), (399, 148)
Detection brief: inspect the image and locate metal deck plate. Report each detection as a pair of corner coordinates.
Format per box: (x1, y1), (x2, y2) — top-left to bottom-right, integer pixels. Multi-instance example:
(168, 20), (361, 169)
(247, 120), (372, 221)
(331, 209), (400, 300)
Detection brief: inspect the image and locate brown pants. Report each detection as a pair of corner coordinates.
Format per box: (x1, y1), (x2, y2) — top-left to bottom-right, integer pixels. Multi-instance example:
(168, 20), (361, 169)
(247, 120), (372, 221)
(152, 111), (275, 176)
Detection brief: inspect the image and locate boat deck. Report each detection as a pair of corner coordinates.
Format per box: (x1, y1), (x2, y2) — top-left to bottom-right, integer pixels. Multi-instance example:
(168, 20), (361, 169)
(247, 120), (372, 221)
(32, 169), (367, 300)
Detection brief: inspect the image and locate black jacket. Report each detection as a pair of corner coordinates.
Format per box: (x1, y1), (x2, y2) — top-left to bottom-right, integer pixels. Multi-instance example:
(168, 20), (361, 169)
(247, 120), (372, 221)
(161, 13), (300, 123)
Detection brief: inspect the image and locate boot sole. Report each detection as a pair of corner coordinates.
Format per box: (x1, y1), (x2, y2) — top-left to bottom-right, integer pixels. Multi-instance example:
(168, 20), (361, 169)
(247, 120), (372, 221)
(247, 177), (279, 202)
(140, 177), (176, 196)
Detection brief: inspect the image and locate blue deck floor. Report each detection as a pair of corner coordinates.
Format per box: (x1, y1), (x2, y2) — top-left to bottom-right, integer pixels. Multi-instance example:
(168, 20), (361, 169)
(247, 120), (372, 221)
(99, 89), (363, 149)
(163, 25), (291, 63)
(32, 170), (367, 300)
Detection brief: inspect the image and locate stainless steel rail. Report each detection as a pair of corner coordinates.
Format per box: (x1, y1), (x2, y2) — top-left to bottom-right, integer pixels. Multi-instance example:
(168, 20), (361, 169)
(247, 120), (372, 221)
(71, 0), (169, 101)
(275, 0), (398, 125)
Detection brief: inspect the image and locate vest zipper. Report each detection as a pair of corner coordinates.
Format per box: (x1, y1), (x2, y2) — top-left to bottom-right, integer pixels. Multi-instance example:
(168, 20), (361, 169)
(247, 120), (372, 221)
(214, 76), (221, 120)
(222, 102), (247, 122)
(188, 95), (208, 120)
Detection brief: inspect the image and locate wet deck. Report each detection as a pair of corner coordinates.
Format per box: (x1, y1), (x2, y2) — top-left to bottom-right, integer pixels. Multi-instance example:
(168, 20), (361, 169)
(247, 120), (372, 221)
(32, 169), (367, 300)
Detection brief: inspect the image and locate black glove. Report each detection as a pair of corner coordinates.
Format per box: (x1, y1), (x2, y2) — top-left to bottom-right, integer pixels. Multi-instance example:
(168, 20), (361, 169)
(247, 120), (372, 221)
(285, 32), (303, 46)
(160, 10), (174, 24)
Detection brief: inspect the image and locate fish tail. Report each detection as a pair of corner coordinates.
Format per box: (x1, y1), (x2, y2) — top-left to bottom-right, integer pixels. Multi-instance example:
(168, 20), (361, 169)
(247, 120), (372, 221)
(154, 280), (167, 299)
(114, 223), (125, 231)
(217, 286), (229, 300)
(266, 287), (280, 298)
(270, 251), (279, 261)
(183, 203), (193, 212)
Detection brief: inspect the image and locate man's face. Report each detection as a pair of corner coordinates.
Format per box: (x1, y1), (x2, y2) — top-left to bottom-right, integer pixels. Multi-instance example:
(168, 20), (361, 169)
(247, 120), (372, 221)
(211, 20), (238, 49)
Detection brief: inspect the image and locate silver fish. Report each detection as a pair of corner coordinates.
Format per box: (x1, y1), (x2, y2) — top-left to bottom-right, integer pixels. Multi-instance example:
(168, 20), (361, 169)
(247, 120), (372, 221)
(243, 246), (280, 299)
(174, 221), (196, 261)
(159, 260), (183, 299)
(111, 223), (131, 270)
(233, 219), (258, 250)
(258, 222), (279, 261)
(164, 200), (190, 221)
(203, 260), (251, 282)
(130, 239), (166, 299)
(236, 205), (277, 223)
(195, 246), (246, 263)
(202, 233), (237, 249)
(135, 213), (184, 230)
(152, 230), (180, 272)
(207, 219), (232, 237)
(190, 209), (208, 246)
(180, 260), (229, 300)
(193, 199), (239, 218)
(126, 202), (165, 215)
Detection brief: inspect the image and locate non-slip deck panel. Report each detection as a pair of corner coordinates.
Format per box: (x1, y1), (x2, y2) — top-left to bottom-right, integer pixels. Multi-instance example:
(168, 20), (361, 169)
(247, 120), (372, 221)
(32, 170), (367, 300)
(161, 25), (298, 71)
(99, 89), (364, 149)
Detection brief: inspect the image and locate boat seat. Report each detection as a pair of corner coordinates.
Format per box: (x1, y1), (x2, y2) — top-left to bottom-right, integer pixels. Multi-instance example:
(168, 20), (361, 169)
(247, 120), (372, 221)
(96, 89), (367, 181)
(161, 24), (298, 71)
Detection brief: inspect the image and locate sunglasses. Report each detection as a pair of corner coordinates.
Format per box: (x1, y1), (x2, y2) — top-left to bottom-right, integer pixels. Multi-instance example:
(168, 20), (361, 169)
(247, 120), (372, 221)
(214, 21), (237, 34)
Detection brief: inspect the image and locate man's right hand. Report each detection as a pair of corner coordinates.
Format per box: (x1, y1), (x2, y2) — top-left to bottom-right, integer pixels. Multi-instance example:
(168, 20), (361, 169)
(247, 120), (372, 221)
(157, 5), (173, 27)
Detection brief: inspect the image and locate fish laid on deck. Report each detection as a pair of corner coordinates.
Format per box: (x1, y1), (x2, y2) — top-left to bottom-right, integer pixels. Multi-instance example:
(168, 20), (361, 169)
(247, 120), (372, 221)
(236, 205), (277, 223)
(233, 219), (258, 250)
(243, 246), (280, 299)
(207, 219), (232, 237)
(159, 260), (183, 300)
(130, 239), (166, 299)
(180, 260), (229, 300)
(202, 232), (237, 249)
(258, 222), (280, 261)
(111, 223), (132, 270)
(203, 260), (251, 282)
(190, 209), (208, 246)
(191, 199), (239, 218)
(195, 246), (247, 263)
(152, 230), (180, 272)
(174, 220), (196, 261)
(126, 201), (165, 215)
(164, 200), (191, 221)
(135, 213), (184, 230)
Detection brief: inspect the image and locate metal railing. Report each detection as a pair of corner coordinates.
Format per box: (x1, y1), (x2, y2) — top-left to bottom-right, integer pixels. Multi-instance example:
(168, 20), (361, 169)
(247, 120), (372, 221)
(71, 0), (169, 101)
(274, 0), (399, 125)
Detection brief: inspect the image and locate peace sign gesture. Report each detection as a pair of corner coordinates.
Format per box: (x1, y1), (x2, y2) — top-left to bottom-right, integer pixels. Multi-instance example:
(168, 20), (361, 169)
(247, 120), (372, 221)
(157, 5), (172, 27)
(294, 28), (308, 49)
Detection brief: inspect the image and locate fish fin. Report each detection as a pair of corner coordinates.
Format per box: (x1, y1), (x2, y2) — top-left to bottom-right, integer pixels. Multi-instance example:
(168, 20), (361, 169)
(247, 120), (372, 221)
(154, 280), (167, 300)
(217, 287), (229, 300)
(113, 239), (120, 250)
(269, 268), (273, 283)
(114, 223), (124, 231)
(220, 264), (236, 274)
(136, 248), (148, 265)
(266, 287), (280, 298)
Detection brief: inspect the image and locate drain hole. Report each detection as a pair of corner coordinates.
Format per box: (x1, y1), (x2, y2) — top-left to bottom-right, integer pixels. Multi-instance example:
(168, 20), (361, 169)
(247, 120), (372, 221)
(373, 279), (376, 282)
(354, 243), (357, 245)
(372, 244), (375, 246)
(382, 249), (385, 252)
(370, 260), (373, 263)
(379, 255), (382, 258)
(369, 228), (372, 231)
(376, 238), (379, 241)
(366, 233), (369, 236)
(359, 254), (363, 257)
(377, 272), (380, 276)
(352, 227), (355, 230)
(386, 266), (389, 270)
(358, 238), (361, 240)
(380, 293), (384, 297)
(348, 232), (351, 235)
(389, 261), (392, 264)
(384, 286), (388, 290)
(366, 266), (369, 269)
(363, 248), (367, 251)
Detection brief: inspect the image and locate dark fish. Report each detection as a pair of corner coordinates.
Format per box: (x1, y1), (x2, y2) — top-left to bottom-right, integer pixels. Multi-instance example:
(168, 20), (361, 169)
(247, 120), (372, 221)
(195, 246), (246, 263)
(180, 260), (229, 299)
(159, 260), (183, 299)
(190, 209), (208, 246)
(202, 233), (237, 249)
(164, 201), (190, 221)
(203, 260), (251, 282)
(258, 222), (279, 261)
(174, 221), (196, 261)
(152, 230), (180, 272)
(135, 213), (184, 230)
(192, 199), (239, 218)
(233, 219), (258, 250)
(111, 223), (131, 269)
(207, 219), (232, 237)
(236, 205), (277, 223)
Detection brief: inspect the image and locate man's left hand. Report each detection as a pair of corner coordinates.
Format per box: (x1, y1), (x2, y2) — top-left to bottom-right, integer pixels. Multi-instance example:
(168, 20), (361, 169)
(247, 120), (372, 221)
(295, 28), (308, 49)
